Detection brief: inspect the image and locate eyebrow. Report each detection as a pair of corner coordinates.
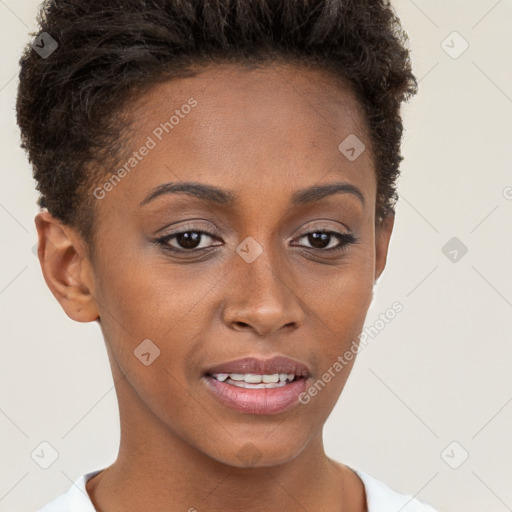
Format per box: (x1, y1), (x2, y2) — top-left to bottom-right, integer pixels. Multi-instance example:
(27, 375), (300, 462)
(139, 180), (365, 207)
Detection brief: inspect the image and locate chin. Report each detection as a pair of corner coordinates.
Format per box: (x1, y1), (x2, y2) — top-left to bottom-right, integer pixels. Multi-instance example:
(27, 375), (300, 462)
(204, 435), (307, 469)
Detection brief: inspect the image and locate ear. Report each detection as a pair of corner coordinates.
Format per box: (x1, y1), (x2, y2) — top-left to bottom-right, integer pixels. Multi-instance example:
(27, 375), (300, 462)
(34, 211), (99, 322)
(374, 211), (395, 282)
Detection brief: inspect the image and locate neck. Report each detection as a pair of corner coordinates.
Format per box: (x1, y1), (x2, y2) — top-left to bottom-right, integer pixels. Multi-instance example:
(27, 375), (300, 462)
(86, 358), (366, 512)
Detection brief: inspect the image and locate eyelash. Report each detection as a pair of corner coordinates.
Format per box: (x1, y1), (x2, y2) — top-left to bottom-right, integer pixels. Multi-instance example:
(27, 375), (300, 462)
(154, 226), (359, 255)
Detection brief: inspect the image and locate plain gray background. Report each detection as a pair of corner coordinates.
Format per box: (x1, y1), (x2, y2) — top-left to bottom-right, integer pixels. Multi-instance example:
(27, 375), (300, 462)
(1, 1), (511, 511)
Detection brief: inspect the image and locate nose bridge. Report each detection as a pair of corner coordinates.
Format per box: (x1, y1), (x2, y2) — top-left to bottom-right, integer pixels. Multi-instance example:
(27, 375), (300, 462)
(237, 232), (290, 299)
(223, 233), (304, 335)
(239, 238), (287, 297)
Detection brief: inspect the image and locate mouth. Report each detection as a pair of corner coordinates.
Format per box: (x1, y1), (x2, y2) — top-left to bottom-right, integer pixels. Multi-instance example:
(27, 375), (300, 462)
(203, 356), (310, 415)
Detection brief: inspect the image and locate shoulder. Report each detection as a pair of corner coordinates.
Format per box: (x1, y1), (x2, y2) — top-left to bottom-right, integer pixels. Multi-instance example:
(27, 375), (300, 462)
(38, 493), (68, 512)
(350, 467), (440, 512)
(37, 470), (102, 512)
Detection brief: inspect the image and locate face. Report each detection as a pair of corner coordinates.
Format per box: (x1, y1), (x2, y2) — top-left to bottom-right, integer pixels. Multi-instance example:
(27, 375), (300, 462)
(38, 63), (393, 468)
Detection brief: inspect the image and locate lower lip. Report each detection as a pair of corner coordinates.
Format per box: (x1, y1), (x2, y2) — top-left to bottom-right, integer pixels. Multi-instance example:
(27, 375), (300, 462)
(204, 375), (307, 415)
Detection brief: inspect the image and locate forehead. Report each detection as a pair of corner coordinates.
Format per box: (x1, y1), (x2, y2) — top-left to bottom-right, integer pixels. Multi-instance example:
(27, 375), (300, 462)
(105, 63), (375, 213)
(130, 62), (370, 151)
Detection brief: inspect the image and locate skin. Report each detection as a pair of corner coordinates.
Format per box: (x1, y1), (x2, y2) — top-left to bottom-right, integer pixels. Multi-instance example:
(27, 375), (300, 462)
(35, 63), (394, 512)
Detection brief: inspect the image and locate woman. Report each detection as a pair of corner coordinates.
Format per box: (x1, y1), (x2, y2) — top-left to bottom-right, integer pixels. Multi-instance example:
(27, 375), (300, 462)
(17, 0), (439, 510)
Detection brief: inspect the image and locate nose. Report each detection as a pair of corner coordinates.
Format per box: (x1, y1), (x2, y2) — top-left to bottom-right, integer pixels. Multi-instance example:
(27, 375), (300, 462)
(222, 248), (305, 337)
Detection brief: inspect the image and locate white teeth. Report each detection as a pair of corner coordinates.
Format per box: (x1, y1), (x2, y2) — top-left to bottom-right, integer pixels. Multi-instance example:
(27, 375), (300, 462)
(211, 372), (297, 387)
(244, 374), (263, 383)
(229, 380), (288, 389)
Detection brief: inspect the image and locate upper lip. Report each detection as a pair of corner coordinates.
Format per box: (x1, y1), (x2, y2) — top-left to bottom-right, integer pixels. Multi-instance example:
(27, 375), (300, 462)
(205, 356), (310, 378)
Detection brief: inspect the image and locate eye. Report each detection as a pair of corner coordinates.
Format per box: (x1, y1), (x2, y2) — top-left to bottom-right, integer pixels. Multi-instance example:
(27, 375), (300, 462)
(155, 229), (220, 252)
(153, 227), (358, 255)
(292, 230), (358, 253)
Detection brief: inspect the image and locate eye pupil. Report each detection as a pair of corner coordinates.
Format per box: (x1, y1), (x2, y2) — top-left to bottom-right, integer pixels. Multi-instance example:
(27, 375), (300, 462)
(176, 231), (201, 249)
(308, 232), (331, 249)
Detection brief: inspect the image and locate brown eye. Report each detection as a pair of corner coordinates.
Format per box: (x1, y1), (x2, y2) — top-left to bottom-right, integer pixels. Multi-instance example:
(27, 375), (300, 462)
(306, 232), (333, 249)
(173, 231), (204, 250)
(156, 229), (220, 252)
(294, 230), (357, 253)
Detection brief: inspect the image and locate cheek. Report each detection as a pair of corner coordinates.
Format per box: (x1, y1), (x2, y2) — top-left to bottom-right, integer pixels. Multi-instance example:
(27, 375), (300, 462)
(302, 251), (375, 380)
(299, 271), (373, 412)
(96, 255), (208, 331)
(94, 259), (216, 390)
(301, 248), (375, 333)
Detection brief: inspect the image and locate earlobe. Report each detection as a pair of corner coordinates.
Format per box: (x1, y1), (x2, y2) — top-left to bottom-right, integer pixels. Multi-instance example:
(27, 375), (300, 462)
(374, 211), (395, 283)
(34, 211), (99, 323)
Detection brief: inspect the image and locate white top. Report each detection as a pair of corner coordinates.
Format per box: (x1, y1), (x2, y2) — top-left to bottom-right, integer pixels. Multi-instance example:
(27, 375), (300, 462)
(38, 467), (439, 512)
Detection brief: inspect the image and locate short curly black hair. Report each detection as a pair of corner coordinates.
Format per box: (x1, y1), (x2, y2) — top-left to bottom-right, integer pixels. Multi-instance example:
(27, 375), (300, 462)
(16, 0), (417, 247)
